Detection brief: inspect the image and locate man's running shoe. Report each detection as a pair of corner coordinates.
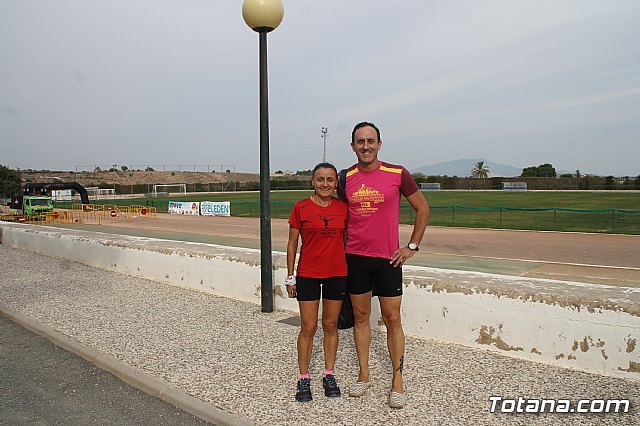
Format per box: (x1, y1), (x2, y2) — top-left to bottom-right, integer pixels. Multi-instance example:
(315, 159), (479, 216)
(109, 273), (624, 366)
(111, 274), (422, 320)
(389, 391), (407, 408)
(348, 381), (371, 397)
(295, 378), (312, 402)
(322, 374), (341, 397)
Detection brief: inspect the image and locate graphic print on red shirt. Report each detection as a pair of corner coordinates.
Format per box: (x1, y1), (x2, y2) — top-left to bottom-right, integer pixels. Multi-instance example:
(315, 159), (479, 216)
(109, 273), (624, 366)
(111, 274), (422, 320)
(288, 197), (348, 278)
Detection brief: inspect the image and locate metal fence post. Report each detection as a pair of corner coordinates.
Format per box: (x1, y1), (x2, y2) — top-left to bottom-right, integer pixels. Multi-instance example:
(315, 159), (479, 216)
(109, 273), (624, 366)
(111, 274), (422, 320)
(612, 210), (615, 233)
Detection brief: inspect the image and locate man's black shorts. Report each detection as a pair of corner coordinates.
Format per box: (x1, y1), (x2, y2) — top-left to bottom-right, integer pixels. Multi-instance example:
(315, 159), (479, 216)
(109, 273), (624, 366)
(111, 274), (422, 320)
(346, 253), (403, 297)
(296, 276), (348, 301)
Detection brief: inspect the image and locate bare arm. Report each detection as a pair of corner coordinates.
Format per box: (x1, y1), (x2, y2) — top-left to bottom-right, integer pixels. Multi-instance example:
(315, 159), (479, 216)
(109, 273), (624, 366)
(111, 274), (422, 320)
(286, 225), (300, 298)
(406, 190), (430, 247)
(287, 225), (300, 276)
(390, 190), (430, 267)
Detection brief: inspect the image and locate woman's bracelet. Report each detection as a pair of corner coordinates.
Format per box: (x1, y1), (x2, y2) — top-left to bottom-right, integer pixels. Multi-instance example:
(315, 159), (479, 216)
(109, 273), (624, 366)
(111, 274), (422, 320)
(285, 275), (296, 287)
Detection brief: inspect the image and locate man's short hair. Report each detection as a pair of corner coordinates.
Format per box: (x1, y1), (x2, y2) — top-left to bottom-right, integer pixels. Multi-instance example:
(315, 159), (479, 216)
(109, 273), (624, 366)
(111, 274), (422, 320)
(351, 121), (381, 144)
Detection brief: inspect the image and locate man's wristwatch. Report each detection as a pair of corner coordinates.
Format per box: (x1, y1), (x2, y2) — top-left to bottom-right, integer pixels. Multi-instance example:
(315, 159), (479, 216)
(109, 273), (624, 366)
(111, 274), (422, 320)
(408, 242), (419, 252)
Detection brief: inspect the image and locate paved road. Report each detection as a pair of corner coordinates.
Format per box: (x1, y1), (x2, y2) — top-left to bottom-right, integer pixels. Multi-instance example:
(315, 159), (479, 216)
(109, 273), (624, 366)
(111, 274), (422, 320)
(0, 314), (210, 426)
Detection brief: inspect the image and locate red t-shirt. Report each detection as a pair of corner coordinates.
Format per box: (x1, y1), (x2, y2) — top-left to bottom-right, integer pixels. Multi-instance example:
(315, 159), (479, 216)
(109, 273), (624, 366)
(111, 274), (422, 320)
(344, 161), (419, 259)
(288, 197), (348, 278)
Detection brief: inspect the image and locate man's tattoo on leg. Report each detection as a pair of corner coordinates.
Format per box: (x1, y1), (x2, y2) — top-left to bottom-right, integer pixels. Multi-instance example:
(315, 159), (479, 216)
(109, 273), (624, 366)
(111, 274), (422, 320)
(396, 356), (404, 374)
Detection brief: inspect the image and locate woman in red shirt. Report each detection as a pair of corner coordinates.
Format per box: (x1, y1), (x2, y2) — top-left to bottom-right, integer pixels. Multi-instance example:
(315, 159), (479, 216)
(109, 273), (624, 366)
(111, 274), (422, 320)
(286, 162), (348, 402)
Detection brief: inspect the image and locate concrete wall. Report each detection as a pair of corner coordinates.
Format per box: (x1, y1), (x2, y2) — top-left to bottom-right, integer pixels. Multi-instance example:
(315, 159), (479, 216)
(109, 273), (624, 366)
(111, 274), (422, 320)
(1, 222), (639, 380)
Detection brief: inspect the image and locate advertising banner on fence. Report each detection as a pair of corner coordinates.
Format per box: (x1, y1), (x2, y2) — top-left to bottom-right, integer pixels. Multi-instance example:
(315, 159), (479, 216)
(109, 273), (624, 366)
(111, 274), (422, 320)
(168, 201), (200, 215)
(200, 201), (231, 216)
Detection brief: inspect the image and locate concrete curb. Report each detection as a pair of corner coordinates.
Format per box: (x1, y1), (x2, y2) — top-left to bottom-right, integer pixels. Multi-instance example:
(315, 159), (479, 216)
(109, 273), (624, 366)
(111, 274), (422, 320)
(0, 304), (254, 426)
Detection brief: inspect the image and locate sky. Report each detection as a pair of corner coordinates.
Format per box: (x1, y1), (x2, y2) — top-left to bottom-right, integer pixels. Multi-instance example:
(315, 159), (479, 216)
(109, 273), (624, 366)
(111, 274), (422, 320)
(1, 0), (639, 176)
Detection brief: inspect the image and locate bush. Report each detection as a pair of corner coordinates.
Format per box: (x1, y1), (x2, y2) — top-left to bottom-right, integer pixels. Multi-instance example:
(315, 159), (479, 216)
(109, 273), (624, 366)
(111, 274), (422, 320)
(604, 176), (616, 190)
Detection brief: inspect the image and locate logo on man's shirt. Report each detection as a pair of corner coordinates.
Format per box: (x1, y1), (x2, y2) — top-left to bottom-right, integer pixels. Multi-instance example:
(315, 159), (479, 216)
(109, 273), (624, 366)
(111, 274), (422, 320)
(350, 184), (384, 216)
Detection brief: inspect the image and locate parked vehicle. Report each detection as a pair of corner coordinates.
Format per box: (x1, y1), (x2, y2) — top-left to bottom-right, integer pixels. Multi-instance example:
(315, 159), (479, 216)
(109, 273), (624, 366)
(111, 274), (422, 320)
(7, 182), (89, 219)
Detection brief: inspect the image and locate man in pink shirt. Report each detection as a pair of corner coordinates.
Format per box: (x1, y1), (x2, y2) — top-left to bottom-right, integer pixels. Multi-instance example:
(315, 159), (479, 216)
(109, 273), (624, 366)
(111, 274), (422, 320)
(340, 122), (430, 408)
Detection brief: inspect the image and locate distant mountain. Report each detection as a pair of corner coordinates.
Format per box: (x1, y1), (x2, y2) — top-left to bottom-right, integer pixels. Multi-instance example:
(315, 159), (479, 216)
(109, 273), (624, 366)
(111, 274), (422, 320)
(412, 159), (523, 177)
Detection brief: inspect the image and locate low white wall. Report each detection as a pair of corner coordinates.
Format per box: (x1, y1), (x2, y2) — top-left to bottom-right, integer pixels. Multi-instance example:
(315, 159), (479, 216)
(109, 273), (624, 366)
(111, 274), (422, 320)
(1, 222), (639, 380)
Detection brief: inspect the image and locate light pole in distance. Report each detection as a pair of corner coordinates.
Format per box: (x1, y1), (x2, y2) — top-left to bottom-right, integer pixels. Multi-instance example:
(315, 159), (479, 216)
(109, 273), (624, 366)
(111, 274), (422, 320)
(321, 126), (328, 163)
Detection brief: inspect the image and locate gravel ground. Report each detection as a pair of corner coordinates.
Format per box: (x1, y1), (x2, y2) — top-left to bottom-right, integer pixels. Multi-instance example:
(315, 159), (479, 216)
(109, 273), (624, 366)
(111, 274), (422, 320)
(1, 244), (639, 425)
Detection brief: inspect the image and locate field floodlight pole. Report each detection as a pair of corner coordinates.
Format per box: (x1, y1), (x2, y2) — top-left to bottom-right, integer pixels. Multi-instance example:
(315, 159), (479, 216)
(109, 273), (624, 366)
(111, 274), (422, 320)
(243, 0), (284, 313)
(321, 126), (328, 163)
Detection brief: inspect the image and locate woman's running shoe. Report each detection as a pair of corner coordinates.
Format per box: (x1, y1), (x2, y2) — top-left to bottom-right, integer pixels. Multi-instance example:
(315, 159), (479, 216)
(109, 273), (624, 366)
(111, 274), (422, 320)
(295, 378), (312, 402)
(322, 374), (341, 397)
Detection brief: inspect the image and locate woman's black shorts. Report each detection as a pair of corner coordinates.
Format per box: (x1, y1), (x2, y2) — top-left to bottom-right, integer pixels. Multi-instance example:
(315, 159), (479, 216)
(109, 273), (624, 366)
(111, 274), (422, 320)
(296, 276), (348, 301)
(346, 253), (403, 297)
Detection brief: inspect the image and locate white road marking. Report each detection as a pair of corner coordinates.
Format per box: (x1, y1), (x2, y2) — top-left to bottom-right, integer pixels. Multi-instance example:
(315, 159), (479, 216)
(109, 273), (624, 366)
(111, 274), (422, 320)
(425, 251), (640, 271)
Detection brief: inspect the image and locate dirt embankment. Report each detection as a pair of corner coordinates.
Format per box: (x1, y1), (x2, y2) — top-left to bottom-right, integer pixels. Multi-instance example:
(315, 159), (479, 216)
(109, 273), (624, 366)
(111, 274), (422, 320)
(20, 170), (263, 187)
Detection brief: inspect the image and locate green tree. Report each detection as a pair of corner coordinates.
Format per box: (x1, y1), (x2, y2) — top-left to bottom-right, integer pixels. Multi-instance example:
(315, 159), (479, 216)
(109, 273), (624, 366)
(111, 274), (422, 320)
(521, 166), (538, 177)
(521, 163), (556, 177)
(0, 164), (21, 197)
(471, 161), (490, 178)
(537, 163), (556, 177)
(145, 166), (155, 172)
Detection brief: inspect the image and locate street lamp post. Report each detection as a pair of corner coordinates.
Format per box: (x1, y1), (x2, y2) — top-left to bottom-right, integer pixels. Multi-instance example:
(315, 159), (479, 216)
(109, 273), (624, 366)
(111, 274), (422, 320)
(242, 0), (284, 313)
(321, 126), (328, 163)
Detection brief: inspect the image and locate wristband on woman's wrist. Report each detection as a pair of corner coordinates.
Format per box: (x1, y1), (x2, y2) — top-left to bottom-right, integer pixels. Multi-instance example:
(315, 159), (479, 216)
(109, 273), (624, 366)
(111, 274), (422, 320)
(285, 275), (296, 286)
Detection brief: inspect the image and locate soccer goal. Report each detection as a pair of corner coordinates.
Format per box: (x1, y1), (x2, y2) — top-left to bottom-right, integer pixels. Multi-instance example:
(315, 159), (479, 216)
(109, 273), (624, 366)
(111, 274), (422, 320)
(85, 187), (116, 200)
(152, 183), (187, 197)
(97, 188), (115, 199)
(85, 187), (99, 200)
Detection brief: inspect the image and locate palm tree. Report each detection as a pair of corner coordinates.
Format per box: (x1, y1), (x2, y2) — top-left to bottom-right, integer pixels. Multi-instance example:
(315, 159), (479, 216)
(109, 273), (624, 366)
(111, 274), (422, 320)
(471, 161), (490, 178)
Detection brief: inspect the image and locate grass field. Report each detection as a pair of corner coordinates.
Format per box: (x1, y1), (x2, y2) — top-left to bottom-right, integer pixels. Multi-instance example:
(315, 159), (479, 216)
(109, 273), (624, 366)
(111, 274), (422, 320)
(56, 190), (640, 234)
